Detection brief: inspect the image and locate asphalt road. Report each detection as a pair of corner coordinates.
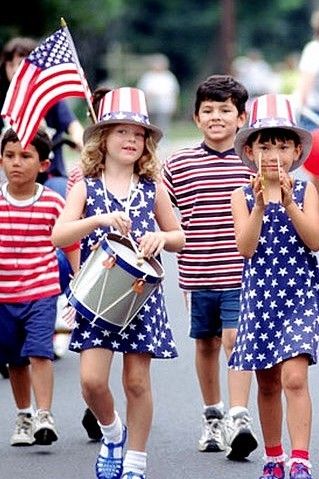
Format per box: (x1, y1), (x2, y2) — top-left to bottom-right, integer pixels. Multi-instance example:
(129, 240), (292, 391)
(1, 251), (319, 479)
(0, 145), (318, 478)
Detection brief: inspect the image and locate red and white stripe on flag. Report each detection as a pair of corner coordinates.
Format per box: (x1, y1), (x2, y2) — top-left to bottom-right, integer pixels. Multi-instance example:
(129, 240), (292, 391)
(1, 27), (91, 148)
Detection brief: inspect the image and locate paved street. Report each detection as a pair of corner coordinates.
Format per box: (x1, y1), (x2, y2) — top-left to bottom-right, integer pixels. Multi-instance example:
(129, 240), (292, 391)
(1, 140), (318, 478)
(1, 251), (319, 479)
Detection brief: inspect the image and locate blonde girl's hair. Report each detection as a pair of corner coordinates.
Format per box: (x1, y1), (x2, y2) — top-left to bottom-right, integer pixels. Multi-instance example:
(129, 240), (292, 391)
(80, 125), (161, 181)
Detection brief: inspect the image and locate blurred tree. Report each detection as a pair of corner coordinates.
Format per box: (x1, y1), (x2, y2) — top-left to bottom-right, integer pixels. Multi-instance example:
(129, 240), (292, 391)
(0, 0), (315, 118)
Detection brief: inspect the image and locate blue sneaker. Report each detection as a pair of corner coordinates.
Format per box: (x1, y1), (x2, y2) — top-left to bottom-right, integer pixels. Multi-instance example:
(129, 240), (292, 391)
(289, 462), (312, 479)
(95, 425), (127, 479)
(121, 473), (145, 479)
(260, 462), (285, 479)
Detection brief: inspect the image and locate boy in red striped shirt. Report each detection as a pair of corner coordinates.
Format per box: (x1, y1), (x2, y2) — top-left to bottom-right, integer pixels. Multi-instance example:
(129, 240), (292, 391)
(0, 127), (79, 446)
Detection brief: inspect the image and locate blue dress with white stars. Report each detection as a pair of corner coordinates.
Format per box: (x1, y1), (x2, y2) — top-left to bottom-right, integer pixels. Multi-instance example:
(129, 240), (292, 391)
(69, 176), (178, 359)
(229, 180), (319, 371)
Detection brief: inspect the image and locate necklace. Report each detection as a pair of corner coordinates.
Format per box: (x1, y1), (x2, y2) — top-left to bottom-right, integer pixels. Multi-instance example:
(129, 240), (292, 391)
(101, 172), (137, 226)
(2, 183), (40, 269)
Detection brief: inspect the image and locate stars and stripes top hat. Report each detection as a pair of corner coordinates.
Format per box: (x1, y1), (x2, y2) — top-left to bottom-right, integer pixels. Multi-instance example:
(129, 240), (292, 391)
(234, 93), (312, 172)
(83, 87), (163, 143)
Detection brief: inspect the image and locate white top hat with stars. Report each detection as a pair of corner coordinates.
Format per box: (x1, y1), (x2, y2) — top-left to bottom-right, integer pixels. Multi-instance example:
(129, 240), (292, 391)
(234, 93), (312, 172)
(83, 87), (163, 144)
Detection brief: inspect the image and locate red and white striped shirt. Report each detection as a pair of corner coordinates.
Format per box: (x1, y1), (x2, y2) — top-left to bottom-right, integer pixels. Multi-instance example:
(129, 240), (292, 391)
(0, 183), (73, 302)
(163, 143), (252, 291)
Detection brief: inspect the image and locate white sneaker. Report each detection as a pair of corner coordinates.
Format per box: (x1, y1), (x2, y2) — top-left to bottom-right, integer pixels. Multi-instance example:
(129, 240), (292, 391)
(10, 413), (35, 446)
(198, 406), (226, 452)
(33, 410), (58, 445)
(224, 411), (258, 460)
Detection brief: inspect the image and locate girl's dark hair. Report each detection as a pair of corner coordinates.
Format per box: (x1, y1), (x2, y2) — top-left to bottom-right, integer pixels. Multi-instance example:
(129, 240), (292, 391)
(1, 128), (52, 161)
(245, 128), (301, 147)
(195, 74), (248, 115)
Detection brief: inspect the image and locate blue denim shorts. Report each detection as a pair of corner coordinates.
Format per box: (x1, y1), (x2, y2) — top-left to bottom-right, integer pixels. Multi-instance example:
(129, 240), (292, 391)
(188, 289), (240, 339)
(0, 296), (57, 366)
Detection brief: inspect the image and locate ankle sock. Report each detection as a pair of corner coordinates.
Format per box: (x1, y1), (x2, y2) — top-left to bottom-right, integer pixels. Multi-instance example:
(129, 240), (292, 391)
(291, 449), (309, 461)
(228, 406), (249, 417)
(204, 401), (224, 414)
(98, 411), (123, 444)
(265, 444), (286, 463)
(123, 450), (147, 476)
(288, 450), (311, 470)
(17, 406), (34, 416)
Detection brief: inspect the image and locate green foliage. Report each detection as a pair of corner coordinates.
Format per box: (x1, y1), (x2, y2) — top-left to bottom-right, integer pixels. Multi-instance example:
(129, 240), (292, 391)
(0, 0), (316, 118)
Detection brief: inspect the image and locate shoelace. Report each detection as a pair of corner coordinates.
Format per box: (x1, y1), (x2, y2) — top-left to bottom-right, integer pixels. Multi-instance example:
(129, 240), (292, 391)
(233, 414), (251, 429)
(37, 412), (53, 425)
(16, 415), (32, 434)
(206, 418), (224, 441)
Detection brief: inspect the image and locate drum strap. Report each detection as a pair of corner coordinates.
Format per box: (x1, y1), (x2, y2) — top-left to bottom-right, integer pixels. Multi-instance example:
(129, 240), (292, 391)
(101, 172), (136, 228)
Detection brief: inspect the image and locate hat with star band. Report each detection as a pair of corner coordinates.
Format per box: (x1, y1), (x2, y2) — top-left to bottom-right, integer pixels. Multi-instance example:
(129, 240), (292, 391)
(83, 87), (163, 144)
(234, 93), (312, 172)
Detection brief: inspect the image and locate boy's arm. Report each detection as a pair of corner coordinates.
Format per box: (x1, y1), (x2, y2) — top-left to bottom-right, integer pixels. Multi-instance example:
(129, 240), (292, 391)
(232, 187), (264, 259)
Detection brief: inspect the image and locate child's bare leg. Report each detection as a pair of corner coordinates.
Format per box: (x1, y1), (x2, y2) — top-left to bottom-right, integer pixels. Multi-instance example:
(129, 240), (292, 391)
(195, 337), (221, 405)
(123, 353), (152, 451)
(256, 365), (282, 446)
(282, 355), (311, 450)
(222, 328), (252, 407)
(8, 365), (31, 409)
(80, 348), (115, 425)
(30, 357), (53, 410)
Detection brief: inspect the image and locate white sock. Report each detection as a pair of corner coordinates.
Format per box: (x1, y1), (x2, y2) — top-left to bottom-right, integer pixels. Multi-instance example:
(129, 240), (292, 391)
(98, 411), (123, 443)
(204, 401), (224, 413)
(123, 450), (147, 475)
(228, 406), (249, 417)
(17, 406), (34, 416)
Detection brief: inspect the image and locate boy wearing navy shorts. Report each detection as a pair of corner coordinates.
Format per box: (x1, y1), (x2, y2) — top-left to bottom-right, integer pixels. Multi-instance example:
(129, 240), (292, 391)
(0, 128), (78, 446)
(163, 75), (258, 460)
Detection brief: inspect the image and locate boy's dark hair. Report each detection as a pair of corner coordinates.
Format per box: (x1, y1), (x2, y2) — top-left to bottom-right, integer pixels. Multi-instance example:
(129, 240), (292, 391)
(1, 128), (52, 161)
(245, 128), (301, 147)
(194, 74), (248, 116)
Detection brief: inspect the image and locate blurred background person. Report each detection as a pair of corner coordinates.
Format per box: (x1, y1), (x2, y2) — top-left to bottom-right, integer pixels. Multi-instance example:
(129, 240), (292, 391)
(137, 53), (180, 137)
(0, 36), (84, 197)
(295, 10), (319, 131)
(231, 48), (277, 109)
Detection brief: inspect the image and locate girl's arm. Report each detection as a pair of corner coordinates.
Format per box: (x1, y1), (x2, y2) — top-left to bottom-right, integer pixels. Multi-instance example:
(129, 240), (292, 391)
(52, 180), (133, 248)
(137, 180), (185, 257)
(232, 186), (265, 258)
(64, 247), (81, 274)
(283, 179), (319, 251)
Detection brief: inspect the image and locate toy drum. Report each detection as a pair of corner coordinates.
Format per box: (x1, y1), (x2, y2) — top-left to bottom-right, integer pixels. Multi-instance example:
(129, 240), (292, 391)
(66, 233), (164, 332)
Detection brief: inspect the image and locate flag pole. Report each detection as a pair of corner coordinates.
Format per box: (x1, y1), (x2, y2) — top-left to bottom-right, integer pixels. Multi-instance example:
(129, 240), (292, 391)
(60, 17), (97, 124)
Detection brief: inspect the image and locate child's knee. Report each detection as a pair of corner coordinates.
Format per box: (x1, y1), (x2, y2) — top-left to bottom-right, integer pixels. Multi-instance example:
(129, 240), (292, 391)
(123, 375), (150, 399)
(196, 337), (221, 356)
(282, 371), (307, 393)
(81, 375), (106, 399)
(257, 371), (282, 397)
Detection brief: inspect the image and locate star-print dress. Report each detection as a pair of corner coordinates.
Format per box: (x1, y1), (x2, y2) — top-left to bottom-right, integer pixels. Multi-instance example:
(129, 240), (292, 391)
(69, 176), (178, 359)
(229, 180), (319, 371)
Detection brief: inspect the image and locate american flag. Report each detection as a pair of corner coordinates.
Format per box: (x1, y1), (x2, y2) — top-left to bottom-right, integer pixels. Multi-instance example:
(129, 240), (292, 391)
(1, 26), (92, 148)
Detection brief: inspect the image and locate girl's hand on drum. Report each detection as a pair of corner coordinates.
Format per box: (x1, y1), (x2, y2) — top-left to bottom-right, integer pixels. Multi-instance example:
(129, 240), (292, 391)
(137, 231), (166, 258)
(99, 212), (132, 236)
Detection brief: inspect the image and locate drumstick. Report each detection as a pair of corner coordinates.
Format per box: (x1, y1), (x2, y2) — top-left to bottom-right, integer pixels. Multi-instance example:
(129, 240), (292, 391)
(258, 152), (265, 190)
(127, 232), (144, 265)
